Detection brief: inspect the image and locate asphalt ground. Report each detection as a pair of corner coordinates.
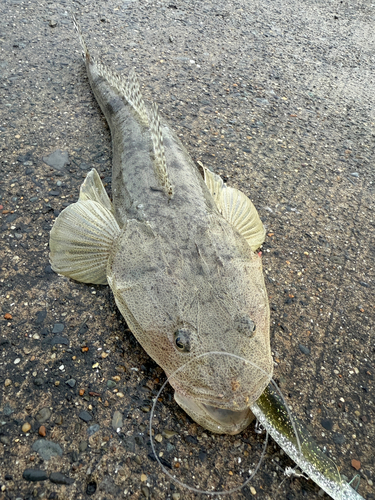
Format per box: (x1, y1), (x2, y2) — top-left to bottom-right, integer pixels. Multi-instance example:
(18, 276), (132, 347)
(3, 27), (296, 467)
(0, 0), (374, 499)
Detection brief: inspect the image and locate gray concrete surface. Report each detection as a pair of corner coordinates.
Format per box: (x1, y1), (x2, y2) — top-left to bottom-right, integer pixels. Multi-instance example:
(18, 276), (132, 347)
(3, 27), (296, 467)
(0, 0), (374, 499)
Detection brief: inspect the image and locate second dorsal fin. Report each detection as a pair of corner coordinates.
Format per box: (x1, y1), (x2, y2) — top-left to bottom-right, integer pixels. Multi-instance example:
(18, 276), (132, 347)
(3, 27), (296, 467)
(148, 102), (173, 198)
(73, 15), (149, 127)
(73, 16), (172, 198)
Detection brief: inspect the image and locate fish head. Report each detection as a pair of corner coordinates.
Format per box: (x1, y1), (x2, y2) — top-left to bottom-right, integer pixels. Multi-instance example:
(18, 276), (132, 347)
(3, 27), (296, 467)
(108, 218), (273, 434)
(167, 257), (273, 434)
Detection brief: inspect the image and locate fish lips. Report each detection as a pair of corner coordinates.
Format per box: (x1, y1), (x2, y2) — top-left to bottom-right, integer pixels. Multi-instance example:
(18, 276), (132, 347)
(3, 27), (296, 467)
(174, 391), (255, 435)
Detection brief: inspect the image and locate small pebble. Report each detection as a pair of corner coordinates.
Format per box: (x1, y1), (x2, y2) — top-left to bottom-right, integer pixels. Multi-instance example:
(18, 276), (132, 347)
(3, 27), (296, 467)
(39, 426), (46, 437)
(112, 410), (123, 430)
(155, 434), (163, 443)
(23, 469), (48, 482)
(141, 473), (147, 482)
(54, 415), (63, 425)
(42, 149), (68, 170)
(299, 344), (310, 355)
(51, 336), (69, 346)
(52, 323), (65, 334)
(36, 407), (51, 424)
(14, 358), (21, 365)
(65, 378), (76, 388)
(22, 422), (31, 433)
(333, 433), (346, 445)
(35, 310), (47, 324)
(79, 410), (93, 423)
(250, 486), (256, 495)
(320, 419), (333, 431)
(49, 472), (74, 485)
(351, 459), (361, 470)
(79, 440), (88, 452)
(172, 494), (180, 500)
(86, 480), (97, 495)
(141, 485), (150, 498)
(166, 443), (175, 453)
(4, 313), (12, 320)
(4, 379), (12, 387)
(162, 429), (177, 439)
(87, 424), (100, 436)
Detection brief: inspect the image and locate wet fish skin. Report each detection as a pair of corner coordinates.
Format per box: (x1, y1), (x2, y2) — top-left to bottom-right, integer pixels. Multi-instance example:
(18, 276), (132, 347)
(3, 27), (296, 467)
(49, 17), (272, 435)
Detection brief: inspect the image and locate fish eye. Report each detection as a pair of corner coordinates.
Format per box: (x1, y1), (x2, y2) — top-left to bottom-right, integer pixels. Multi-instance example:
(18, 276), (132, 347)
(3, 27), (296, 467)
(174, 328), (191, 352)
(236, 315), (256, 337)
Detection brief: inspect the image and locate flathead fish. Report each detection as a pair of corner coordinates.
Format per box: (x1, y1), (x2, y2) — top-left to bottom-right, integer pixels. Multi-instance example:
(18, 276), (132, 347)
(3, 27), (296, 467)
(50, 17), (272, 436)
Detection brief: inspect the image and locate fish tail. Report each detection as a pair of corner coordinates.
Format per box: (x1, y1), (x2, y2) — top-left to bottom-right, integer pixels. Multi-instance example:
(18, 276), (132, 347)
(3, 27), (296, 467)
(71, 14), (172, 198)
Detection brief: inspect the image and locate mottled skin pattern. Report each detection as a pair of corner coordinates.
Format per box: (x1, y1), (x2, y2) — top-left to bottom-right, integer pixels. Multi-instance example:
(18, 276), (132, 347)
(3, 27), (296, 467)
(51, 31), (273, 434)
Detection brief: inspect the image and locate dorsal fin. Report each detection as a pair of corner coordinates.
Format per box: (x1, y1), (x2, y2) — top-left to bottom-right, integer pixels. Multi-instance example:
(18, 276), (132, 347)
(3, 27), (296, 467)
(72, 15), (149, 127)
(148, 102), (173, 198)
(72, 14), (90, 62)
(73, 16), (172, 198)
(94, 60), (149, 127)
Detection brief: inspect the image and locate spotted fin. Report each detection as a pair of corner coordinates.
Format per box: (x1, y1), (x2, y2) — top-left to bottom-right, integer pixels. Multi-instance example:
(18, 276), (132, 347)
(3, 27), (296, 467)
(73, 15), (149, 126)
(204, 167), (265, 251)
(149, 102), (173, 198)
(49, 169), (120, 285)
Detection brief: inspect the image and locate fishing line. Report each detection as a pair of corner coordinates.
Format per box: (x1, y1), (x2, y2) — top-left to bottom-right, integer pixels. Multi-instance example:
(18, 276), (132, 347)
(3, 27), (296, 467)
(149, 351), (301, 496)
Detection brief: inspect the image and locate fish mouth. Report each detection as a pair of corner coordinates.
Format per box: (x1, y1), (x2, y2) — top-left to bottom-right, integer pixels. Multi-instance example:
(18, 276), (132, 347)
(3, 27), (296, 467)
(202, 403), (253, 430)
(174, 392), (255, 435)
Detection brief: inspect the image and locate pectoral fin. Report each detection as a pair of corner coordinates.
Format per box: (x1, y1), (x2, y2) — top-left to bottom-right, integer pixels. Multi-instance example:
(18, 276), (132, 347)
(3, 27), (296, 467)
(204, 167), (266, 251)
(49, 169), (120, 284)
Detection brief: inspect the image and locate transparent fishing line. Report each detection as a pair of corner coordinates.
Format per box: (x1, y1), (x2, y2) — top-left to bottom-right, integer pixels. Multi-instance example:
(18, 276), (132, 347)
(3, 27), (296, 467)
(149, 351), (301, 496)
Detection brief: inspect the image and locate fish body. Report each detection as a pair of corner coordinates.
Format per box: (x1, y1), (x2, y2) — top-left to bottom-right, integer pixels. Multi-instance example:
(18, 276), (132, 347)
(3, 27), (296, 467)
(50, 18), (272, 435)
